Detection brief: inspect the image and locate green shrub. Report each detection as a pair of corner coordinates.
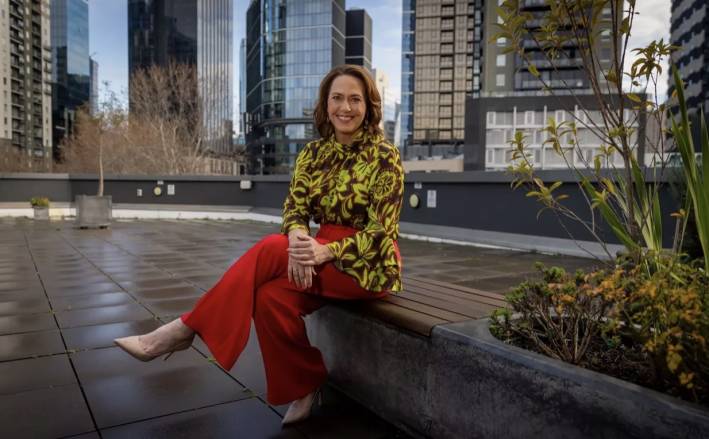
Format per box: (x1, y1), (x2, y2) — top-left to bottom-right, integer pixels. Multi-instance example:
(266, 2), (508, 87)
(492, 259), (709, 405)
(29, 197), (50, 208)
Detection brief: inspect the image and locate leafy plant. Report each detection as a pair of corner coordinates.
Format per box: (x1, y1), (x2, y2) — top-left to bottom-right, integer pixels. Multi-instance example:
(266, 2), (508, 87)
(491, 264), (613, 364)
(29, 197), (50, 208)
(494, 0), (675, 264)
(597, 259), (709, 402)
(668, 67), (709, 271)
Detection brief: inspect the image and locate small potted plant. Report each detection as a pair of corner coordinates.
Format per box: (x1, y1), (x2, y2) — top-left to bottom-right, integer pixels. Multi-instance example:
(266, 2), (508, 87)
(30, 197), (50, 220)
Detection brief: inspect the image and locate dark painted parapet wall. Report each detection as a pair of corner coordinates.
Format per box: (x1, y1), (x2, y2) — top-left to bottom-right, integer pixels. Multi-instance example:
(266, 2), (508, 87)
(0, 171), (680, 246)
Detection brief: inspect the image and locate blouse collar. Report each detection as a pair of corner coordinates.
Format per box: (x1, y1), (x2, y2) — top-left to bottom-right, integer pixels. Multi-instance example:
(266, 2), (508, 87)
(328, 128), (380, 154)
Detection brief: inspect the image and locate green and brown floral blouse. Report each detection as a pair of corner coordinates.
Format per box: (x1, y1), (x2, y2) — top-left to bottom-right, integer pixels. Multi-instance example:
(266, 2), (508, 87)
(281, 129), (404, 293)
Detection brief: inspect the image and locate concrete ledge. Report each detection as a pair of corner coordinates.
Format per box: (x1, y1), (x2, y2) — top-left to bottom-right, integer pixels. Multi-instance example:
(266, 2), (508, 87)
(306, 306), (709, 439)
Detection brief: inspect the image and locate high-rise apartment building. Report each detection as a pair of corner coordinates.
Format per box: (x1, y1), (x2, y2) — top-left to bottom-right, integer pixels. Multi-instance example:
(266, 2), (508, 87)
(128, 0), (233, 154)
(669, 0), (708, 150)
(399, 0), (484, 154)
(372, 68), (399, 144)
(464, 1), (633, 170)
(51, 0), (90, 156)
(89, 56), (98, 115)
(345, 8), (371, 70)
(0, 0), (53, 162)
(245, 0), (346, 174)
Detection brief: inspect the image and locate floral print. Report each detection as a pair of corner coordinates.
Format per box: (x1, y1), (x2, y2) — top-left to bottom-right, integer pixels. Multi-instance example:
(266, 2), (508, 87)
(281, 129), (404, 292)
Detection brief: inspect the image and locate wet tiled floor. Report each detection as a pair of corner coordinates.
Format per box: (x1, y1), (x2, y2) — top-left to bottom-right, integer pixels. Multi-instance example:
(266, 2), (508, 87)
(0, 217), (597, 438)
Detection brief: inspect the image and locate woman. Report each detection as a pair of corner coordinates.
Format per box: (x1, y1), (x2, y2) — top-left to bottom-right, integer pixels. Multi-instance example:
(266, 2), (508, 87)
(114, 64), (404, 426)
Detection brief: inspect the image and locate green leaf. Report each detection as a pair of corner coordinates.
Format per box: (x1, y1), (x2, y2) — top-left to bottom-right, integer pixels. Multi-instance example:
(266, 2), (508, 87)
(528, 63), (540, 78)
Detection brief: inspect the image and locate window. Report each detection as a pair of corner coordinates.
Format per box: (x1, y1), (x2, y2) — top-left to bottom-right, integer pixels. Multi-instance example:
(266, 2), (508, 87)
(496, 74), (505, 87)
(496, 54), (506, 67)
(497, 37), (507, 47)
(524, 111), (535, 125)
(487, 111), (496, 126)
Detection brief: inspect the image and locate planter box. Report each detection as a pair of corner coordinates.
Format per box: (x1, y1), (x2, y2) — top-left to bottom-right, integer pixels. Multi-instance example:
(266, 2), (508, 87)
(307, 307), (709, 439)
(75, 195), (112, 228)
(33, 206), (49, 220)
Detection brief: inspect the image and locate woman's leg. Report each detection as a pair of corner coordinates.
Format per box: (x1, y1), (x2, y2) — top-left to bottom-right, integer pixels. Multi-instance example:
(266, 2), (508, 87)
(180, 234), (291, 370)
(253, 259), (387, 405)
(253, 277), (327, 405)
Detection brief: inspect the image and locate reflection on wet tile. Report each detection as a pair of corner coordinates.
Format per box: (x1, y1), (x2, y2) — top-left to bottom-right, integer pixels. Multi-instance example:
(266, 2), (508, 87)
(0, 329), (65, 361)
(0, 354), (76, 394)
(0, 384), (94, 438)
(63, 319), (161, 350)
(56, 303), (153, 328)
(100, 398), (303, 439)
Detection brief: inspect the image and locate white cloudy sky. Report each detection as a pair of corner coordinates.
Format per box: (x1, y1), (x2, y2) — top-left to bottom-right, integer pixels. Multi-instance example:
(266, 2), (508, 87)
(89, 0), (672, 124)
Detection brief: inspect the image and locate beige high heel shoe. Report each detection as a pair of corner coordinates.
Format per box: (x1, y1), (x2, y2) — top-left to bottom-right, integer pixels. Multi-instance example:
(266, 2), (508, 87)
(114, 334), (194, 362)
(281, 388), (323, 426)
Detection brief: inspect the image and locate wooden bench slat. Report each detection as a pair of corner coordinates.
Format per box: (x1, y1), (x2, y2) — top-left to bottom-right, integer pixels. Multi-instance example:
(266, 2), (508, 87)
(404, 275), (509, 302)
(403, 281), (507, 308)
(395, 289), (492, 319)
(400, 287), (498, 318)
(382, 295), (471, 322)
(336, 300), (447, 336)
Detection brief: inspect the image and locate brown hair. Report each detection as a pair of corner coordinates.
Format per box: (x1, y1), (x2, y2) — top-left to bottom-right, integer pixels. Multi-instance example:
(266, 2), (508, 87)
(313, 64), (383, 139)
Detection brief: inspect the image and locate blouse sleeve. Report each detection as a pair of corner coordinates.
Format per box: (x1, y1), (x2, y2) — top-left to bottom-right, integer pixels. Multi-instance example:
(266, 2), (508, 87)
(281, 142), (313, 235)
(326, 145), (404, 292)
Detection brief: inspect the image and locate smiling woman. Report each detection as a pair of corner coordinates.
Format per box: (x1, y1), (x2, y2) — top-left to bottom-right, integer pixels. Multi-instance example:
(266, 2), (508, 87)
(114, 64), (404, 428)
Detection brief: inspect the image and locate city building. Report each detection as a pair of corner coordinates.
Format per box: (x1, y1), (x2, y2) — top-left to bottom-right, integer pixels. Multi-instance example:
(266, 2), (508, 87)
(89, 56), (98, 115)
(399, 0), (484, 158)
(128, 0), (233, 154)
(238, 37), (245, 138)
(464, 1), (627, 170)
(669, 0), (708, 151)
(345, 8), (371, 70)
(51, 0), (90, 156)
(0, 0), (53, 163)
(245, 0), (346, 174)
(372, 68), (399, 144)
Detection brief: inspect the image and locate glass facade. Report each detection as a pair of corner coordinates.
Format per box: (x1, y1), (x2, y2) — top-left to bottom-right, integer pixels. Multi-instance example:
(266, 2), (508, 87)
(245, 0), (345, 174)
(51, 0), (90, 153)
(399, 0), (415, 150)
(345, 9), (372, 70)
(670, 0), (709, 119)
(128, 0), (233, 153)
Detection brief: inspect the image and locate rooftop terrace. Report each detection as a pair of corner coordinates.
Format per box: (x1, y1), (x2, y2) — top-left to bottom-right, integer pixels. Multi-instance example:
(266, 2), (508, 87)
(0, 217), (597, 438)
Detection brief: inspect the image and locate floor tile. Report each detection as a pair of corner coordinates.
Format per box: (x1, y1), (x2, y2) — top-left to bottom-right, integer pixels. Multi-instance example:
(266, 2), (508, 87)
(56, 303), (153, 328)
(100, 398), (304, 439)
(142, 297), (200, 317)
(46, 281), (123, 297)
(0, 329), (65, 361)
(0, 354), (76, 394)
(0, 384), (94, 439)
(74, 349), (248, 428)
(0, 313), (57, 335)
(63, 319), (161, 350)
(0, 298), (51, 316)
(51, 292), (134, 312)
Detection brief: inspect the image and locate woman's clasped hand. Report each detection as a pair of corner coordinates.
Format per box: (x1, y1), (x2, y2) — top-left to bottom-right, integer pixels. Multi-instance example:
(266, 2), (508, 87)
(286, 228), (334, 289)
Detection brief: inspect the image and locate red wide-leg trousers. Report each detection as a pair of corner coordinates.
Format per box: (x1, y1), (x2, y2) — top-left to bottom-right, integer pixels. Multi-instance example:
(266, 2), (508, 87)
(180, 224), (390, 405)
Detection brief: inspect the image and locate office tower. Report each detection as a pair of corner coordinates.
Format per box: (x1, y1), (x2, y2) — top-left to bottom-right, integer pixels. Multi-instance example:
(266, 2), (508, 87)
(0, 0), (53, 162)
(89, 56), (98, 115)
(239, 38), (245, 138)
(51, 0), (90, 155)
(245, 0), (345, 174)
(345, 8), (371, 70)
(399, 0), (414, 151)
(372, 68), (399, 144)
(464, 1), (638, 170)
(669, 0), (708, 150)
(128, 0), (233, 154)
(400, 0), (484, 156)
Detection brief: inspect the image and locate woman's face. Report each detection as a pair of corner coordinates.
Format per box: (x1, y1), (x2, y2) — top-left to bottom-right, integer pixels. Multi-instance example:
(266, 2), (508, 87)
(327, 74), (367, 144)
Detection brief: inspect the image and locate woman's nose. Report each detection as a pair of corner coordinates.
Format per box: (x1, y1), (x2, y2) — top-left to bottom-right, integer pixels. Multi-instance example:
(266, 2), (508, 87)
(343, 101), (351, 111)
